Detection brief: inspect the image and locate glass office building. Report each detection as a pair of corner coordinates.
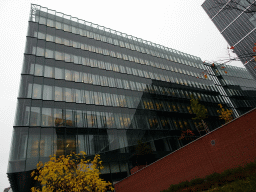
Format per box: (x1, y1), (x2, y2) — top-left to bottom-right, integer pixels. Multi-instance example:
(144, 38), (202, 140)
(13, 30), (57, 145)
(8, 4), (238, 191)
(207, 62), (256, 115)
(202, 0), (256, 80)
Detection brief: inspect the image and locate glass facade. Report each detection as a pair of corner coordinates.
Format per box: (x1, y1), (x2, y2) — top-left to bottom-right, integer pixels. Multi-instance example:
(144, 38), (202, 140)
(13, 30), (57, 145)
(202, 0), (256, 80)
(8, 4), (248, 192)
(207, 62), (256, 115)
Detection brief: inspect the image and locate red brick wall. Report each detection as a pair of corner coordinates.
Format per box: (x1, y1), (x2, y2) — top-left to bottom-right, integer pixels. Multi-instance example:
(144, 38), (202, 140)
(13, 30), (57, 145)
(115, 108), (256, 192)
(130, 165), (147, 175)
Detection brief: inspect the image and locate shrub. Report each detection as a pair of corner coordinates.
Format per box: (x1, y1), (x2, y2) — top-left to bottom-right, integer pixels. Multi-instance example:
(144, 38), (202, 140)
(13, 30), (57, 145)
(161, 158), (256, 192)
(205, 172), (221, 183)
(189, 177), (205, 186)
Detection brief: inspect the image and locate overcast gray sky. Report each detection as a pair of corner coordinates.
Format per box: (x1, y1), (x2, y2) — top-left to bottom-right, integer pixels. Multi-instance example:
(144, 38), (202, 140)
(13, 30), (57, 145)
(0, 0), (244, 190)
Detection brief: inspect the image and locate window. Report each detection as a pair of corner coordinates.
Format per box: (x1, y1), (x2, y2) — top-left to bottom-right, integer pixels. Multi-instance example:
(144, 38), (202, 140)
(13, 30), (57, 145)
(105, 62), (112, 71)
(116, 79), (123, 89)
(44, 66), (53, 78)
(55, 87), (63, 101)
(64, 24), (70, 32)
(73, 41), (80, 49)
(46, 34), (54, 42)
(75, 90), (82, 104)
(65, 70), (72, 81)
(73, 71), (80, 82)
(43, 85), (53, 100)
(116, 52), (122, 59)
(55, 37), (62, 44)
(64, 39), (70, 46)
(112, 64), (120, 72)
(108, 77), (116, 87)
(47, 19), (54, 27)
(54, 109), (63, 127)
(73, 56), (80, 64)
(55, 68), (64, 79)
(119, 41), (125, 47)
(42, 108), (53, 126)
(113, 39), (119, 46)
(32, 84), (42, 99)
(128, 55), (134, 62)
(35, 47), (45, 57)
(144, 71), (150, 78)
(30, 107), (41, 126)
(39, 17), (46, 25)
(103, 49), (109, 56)
(55, 51), (63, 60)
(98, 61), (105, 69)
(65, 88), (72, 102)
(34, 64), (43, 76)
(130, 81), (136, 90)
(122, 80), (130, 89)
(119, 65), (126, 73)
(126, 67), (132, 74)
(138, 70), (144, 77)
(65, 53), (71, 62)
(54, 21), (61, 29)
(132, 68), (138, 76)
(125, 42), (130, 49)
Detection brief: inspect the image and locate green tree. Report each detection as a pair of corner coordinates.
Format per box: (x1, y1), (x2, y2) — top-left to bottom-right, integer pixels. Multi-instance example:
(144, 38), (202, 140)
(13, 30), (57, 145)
(31, 151), (114, 192)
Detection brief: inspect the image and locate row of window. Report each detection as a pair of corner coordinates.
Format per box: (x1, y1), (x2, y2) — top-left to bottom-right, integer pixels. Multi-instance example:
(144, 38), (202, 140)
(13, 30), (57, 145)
(34, 16), (202, 67)
(31, 41), (210, 83)
(31, 45), (217, 91)
(27, 82), (224, 108)
(225, 88), (255, 97)
(23, 106), (198, 131)
(9, 126), (182, 167)
(214, 65), (253, 80)
(33, 31), (206, 73)
(29, 63), (218, 95)
(234, 99), (256, 108)
(9, 126), (131, 164)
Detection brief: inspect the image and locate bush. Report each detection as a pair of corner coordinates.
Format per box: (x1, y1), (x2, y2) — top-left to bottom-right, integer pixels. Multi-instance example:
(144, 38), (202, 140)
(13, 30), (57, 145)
(205, 172), (221, 183)
(189, 177), (205, 186)
(161, 158), (256, 192)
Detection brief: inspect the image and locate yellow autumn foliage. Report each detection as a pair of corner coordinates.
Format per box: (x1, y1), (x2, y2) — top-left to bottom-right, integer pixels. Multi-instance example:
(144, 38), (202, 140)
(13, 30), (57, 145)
(217, 104), (233, 123)
(31, 151), (114, 192)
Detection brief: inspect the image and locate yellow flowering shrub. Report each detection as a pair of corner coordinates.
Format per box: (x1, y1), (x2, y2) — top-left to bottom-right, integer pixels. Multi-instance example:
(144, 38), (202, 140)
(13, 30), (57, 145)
(31, 151), (114, 192)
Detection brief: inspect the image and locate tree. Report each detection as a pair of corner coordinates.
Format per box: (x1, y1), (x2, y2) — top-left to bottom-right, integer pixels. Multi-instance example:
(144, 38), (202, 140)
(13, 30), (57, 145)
(190, 95), (208, 121)
(217, 103), (233, 124)
(190, 95), (210, 135)
(178, 129), (195, 141)
(31, 151), (114, 192)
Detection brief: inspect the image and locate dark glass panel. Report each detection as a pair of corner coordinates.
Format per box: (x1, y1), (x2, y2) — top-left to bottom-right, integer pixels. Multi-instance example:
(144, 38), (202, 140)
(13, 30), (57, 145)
(25, 128), (40, 171)
(66, 128), (77, 155)
(14, 99), (31, 126)
(41, 108), (53, 126)
(18, 75), (34, 98)
(56, 128), (65, 156)
(39, 128), (55, 161)
(25, 37), (38, 55)
(7, 127), (28, 173)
